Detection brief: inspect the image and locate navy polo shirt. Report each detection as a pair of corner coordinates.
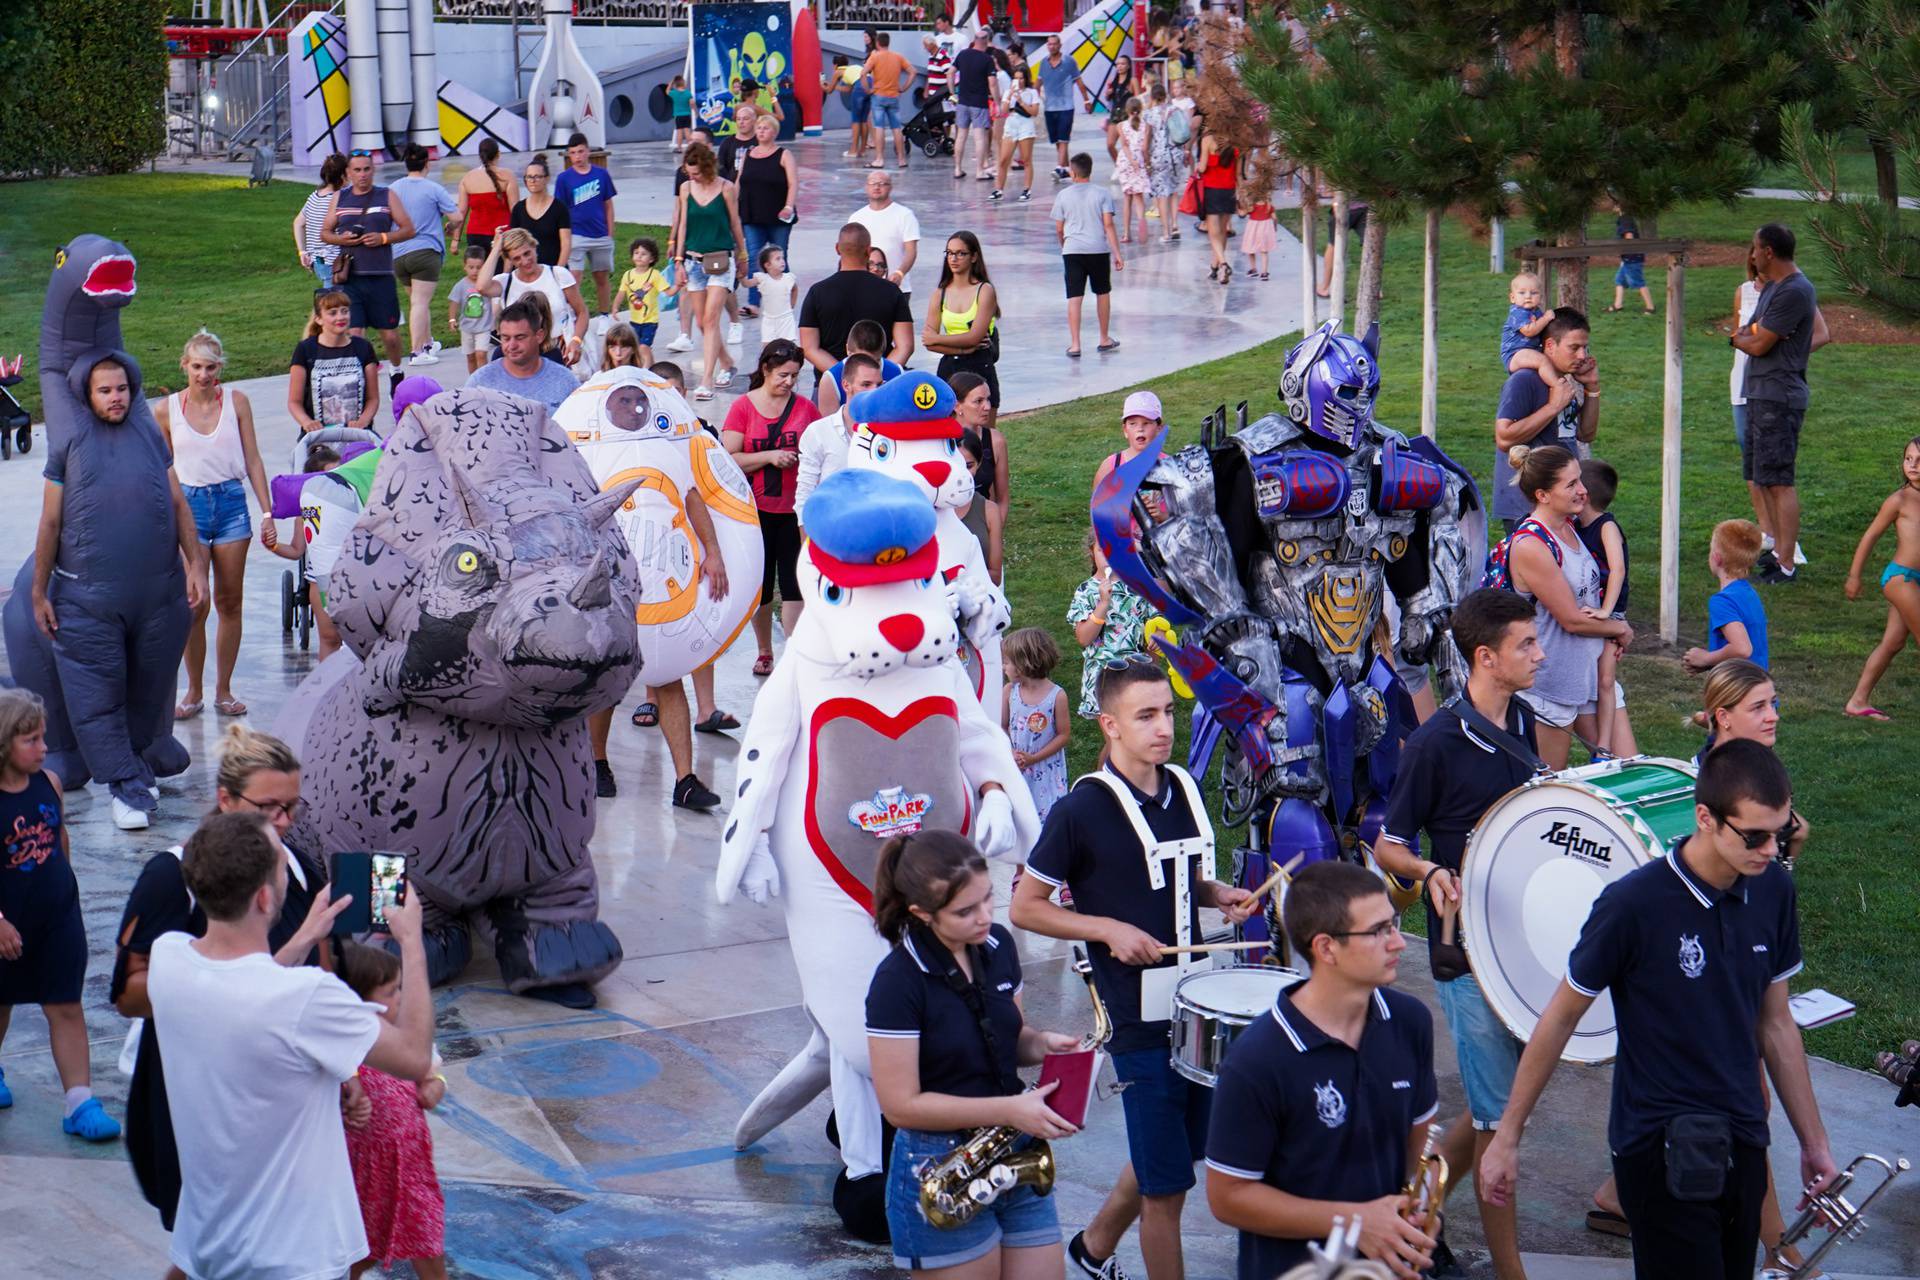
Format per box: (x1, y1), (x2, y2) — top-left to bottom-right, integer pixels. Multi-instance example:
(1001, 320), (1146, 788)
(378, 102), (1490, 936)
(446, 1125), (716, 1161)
(1205, 984), (1440, 1280)
(1025, 766), (1207, 1054)
(866, 924), (1025, 1099)
(1566, 842), (1803, 1155)
(1381, 697), (1537, 973)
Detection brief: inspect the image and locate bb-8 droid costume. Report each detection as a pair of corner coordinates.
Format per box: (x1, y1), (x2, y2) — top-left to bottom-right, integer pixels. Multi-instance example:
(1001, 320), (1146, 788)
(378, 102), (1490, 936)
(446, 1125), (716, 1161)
(558, 366), (763, 685)
(716, 468), (1039, 1240)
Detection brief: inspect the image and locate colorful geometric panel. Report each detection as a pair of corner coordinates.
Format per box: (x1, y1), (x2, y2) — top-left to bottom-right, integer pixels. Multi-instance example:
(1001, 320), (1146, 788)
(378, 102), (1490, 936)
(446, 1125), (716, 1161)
(1033, 0), (1134, 116)
(290, 12), (352, 167)
(437, 79), (530, 155)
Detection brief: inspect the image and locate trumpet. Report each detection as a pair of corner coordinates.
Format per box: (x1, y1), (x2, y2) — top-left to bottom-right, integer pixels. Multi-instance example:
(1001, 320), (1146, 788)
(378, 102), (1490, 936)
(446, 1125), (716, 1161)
(1400, 1123), (1449, 1236)
(1757, 1152), (1908, 1279)
(916, 946), (1113, 1230)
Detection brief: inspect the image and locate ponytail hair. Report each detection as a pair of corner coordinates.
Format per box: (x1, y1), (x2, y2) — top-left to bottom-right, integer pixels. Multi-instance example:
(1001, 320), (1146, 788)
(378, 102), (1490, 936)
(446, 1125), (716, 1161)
(478, 137), (507, 206)
(871, 830), (989, 944)
(1506, 443), (1577, 507)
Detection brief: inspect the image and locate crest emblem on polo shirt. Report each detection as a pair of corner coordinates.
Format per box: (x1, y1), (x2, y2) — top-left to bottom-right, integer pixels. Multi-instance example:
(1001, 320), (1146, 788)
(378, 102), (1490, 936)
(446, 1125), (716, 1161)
(1313, 1079), (1348, 1129)
(1678, 933), (1706, 980)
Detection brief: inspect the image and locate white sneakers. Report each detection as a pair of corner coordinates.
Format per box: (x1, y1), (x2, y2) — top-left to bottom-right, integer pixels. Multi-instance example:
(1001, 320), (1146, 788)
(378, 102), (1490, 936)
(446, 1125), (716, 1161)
(726, 322), (744, 345)
(112, 797), (150, 831)
(667, 333), (696, 352)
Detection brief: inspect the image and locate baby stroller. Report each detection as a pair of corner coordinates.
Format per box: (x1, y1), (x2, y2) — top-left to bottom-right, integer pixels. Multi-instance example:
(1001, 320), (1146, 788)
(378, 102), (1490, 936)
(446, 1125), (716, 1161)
(273, 426), (382, 650)
(0, 354), (32, 461)
(902, 95), (955, 158)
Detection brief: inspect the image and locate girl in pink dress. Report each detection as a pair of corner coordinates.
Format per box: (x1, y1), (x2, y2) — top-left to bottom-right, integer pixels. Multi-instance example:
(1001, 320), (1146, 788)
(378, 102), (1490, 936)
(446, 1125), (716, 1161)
(340, 943), (448, 1280)
(1113, 98), (1152, 244)
(1242, 199), (1278, 280)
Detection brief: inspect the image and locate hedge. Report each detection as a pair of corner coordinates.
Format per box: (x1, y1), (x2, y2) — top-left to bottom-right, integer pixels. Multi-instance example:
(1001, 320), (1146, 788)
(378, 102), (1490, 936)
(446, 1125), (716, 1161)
(0, 0), (168, 179)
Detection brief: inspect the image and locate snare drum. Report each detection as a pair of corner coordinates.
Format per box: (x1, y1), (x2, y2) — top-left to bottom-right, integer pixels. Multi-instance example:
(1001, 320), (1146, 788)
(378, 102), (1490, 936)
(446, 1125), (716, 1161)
(1460, 757), (1697, 1064)
(1170, 966), (1304, 1086)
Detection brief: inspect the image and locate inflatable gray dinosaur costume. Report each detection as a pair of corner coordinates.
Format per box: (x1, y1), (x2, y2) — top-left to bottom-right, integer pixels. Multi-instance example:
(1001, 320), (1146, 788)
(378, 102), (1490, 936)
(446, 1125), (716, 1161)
(276, 387), (644, 1006)
(3, 235), (194, 820)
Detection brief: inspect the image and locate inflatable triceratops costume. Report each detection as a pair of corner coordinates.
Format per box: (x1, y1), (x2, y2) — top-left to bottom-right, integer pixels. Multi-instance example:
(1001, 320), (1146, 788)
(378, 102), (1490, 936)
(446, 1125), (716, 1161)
(277, 387), (643, 1006)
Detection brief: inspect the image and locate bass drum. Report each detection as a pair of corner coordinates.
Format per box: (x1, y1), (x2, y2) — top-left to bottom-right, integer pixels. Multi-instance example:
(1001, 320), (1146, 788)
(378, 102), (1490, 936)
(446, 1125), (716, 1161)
(1459, 757), (1698, 1064)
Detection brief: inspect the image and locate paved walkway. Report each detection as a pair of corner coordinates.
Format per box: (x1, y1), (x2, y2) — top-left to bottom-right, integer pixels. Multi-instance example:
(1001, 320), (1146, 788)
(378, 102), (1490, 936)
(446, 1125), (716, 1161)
(3, 148), (1916, 1279)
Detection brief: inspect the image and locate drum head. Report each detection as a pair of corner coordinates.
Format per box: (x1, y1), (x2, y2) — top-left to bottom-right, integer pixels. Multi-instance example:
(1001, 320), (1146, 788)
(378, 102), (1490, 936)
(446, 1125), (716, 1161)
(1460, 774), (1665, 1064)
(1175, 967), (1302, 1019)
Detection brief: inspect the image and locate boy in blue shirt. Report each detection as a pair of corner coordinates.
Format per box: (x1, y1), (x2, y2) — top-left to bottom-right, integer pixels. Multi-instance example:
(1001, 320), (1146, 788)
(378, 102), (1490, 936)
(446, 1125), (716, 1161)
(1501, 272), (1555, 376)
(556, 132), (619, 317)
(1686, 520), (1770, 673)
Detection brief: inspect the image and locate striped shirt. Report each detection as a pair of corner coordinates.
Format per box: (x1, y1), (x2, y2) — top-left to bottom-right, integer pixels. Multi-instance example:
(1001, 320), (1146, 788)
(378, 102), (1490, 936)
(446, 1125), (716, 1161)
(301, 186), (339, 261)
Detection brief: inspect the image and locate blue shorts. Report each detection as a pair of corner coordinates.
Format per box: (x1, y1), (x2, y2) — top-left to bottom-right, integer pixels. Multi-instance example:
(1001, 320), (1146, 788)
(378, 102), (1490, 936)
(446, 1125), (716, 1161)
(1615, 260), (1647, 289)
(1111, 1047), (1211, 1195)
(1732, 401), (1749, 453)
(953, 102), (992, 131)
(1435, 973), (1521, 1130)
(183, 479), (253, 545)
(340, 271), (400, 331)
(871, 95), (903, 129)
(1500, 337), (1540, 369)
(848, 93), (871, 124)
(1045, 108), (1075, 144)
(634, 321), (659, 346)
(886, 1127), (1061, 1269)
(684, 254), (737, 293)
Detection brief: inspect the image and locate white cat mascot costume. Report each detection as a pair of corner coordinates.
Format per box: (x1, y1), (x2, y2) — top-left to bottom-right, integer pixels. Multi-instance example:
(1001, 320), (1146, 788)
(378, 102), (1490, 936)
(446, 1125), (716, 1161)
(844, 372), (1011, 710)
(715, 467), (1038, 1241)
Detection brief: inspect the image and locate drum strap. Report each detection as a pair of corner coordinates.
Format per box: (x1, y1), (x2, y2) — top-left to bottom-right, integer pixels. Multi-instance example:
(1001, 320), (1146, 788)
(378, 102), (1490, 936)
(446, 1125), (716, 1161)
(1446, 698), (1549, 776)
(1073, 765), (1214, 957)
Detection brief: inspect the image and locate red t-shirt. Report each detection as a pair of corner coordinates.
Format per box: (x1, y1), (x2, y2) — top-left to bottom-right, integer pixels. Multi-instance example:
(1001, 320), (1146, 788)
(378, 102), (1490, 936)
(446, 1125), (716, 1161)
(725, 392), (820, 515)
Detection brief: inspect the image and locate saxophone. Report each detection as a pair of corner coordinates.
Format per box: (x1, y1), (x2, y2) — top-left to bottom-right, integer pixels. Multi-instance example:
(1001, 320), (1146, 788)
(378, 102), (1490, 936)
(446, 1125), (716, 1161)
(1401, 1123), (1450, 1236)
(916, 947), (1113, 1229)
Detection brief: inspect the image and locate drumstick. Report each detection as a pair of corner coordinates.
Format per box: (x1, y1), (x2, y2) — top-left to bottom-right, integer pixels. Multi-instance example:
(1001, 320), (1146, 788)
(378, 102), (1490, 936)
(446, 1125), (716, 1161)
(1246, 853), (1305, 906)
(1158, 940), (1271, 956)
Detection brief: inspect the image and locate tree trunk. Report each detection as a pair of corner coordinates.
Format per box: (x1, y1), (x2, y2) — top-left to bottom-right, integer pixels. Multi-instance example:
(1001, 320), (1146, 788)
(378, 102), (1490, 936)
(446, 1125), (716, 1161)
(1552, 3), (1589, 314)
(1354, 215), (1387, 335)
(1872, 136), (1900, 205)
(1300, 180), (1320, 335)
(1421, 208), (1440, 438)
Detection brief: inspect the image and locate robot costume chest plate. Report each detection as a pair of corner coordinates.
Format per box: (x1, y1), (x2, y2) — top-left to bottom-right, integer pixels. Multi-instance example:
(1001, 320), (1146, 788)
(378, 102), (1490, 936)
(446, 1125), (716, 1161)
(804, 695), (971, 911)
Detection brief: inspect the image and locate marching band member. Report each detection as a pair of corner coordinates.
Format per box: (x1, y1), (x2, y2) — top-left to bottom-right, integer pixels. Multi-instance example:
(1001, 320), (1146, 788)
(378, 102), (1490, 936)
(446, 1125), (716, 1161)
(1369, 588), (1543, 1279)
(1204, 861), (1440, 1280)
(1010, 656), (1257, 1280)
(866, 829), (1080, 1278)
(1480, 740), (1839, 1280)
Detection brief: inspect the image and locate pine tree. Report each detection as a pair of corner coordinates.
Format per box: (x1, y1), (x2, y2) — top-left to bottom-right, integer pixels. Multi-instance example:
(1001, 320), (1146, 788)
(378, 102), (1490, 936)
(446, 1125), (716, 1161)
(1783, 0), (1920, 322)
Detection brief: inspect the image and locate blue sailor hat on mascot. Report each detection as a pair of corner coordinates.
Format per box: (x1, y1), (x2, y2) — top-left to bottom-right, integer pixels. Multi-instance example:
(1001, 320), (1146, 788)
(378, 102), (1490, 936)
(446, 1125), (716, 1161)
(805, 469), (939, 586)
(848, 371), (961, 440)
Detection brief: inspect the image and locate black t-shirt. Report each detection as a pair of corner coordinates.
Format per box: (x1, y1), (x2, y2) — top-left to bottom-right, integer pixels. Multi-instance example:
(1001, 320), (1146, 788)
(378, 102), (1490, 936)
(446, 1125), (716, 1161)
(953, 48), (995, 107)
(509, 197), (571, 266)
(1206, 985), (1440, 1280)
(866, 923), (1024, 1099)
(1025, 766), (1206, 1054)
(1381, 697), (1537, 973)
(797, 269), (912, 361)
(290, 334), (379, 427)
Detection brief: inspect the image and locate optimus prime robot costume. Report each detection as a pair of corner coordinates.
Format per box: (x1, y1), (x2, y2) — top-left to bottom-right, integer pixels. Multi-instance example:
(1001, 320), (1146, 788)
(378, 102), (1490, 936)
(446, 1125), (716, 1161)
(1091, 322), (1483, 940)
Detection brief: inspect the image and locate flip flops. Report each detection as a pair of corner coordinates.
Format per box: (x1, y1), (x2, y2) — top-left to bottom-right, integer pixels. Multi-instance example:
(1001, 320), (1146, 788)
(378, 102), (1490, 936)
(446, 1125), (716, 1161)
(174, 699), (204, 721)
(695, 710), (740, 734)
(631, 702), (659, 728)
(753, 652), (775, 677)
(1844, 705), (1891, 721)
(1585, 1208), (1631, 1239)
(1097, 339), (1121, 353)
(214, 696), (247, 717)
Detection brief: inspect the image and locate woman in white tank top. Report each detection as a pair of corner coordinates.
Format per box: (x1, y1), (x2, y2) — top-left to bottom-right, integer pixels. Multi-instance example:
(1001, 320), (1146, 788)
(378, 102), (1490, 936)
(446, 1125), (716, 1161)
(1502, 443), (1638, 768)
(153, 330), (272, 720)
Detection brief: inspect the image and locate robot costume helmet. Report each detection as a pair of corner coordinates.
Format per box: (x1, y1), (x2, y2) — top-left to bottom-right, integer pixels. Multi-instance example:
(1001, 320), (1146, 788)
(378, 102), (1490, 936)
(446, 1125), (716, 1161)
(1278, 321), (1380, 449)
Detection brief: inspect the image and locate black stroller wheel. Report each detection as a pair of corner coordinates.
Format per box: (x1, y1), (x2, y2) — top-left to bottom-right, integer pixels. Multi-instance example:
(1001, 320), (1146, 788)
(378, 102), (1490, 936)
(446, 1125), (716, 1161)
(280, 570), (295, 633)
(922, 140), (942, 158)
(1, 427), (10, 462)
(16, 426), (29, 455)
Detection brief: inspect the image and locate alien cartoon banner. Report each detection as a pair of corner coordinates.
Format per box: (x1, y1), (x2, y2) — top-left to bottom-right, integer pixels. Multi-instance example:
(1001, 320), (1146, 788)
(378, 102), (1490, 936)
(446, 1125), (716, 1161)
(688, 2), (792, 135)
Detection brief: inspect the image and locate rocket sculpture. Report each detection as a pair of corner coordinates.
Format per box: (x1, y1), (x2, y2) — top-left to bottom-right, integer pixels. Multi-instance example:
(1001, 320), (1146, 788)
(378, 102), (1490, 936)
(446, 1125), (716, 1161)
(527, 0), (608, 149)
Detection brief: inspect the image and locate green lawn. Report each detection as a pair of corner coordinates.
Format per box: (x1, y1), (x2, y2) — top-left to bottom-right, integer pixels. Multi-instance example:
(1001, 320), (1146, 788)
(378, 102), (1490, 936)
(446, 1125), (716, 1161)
(1001, 198), (1920, 1071)
(0, 173), (665, 419)
(1754, 142), (1887, 198)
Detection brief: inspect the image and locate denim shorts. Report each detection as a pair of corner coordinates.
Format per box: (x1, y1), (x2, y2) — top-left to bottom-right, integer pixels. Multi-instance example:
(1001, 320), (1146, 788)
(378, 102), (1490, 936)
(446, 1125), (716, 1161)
(634, 321), (659, 347)
(953, 102), (991, 131)
(1731, 401), (1748, 454)
(1614, 260), (1646, 289)
(1045, 108), (1074, 143)
(183, 479), (253, 545)
(886, 1127), (1061, 1270)
(1435, 973), (1521, 1130)
(1111, 1047), (1211, 1195)
(871, 95), (904, 130)
(684, 253), (737, 293)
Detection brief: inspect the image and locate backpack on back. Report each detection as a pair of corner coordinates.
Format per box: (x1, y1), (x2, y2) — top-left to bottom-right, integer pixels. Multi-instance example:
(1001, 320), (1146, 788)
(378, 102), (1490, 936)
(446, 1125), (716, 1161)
(1481, 517), (1560, 592)
(1167, 108), (1192, 145)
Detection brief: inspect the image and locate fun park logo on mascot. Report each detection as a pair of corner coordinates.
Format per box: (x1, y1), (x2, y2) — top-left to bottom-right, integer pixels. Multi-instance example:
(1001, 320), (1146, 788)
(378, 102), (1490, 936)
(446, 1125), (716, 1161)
(848, 785), (933, 838)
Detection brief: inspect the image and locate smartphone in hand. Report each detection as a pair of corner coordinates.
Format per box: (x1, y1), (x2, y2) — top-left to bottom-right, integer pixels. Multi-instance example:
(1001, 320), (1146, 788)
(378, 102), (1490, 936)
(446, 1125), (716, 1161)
(328, 852), (409, 935)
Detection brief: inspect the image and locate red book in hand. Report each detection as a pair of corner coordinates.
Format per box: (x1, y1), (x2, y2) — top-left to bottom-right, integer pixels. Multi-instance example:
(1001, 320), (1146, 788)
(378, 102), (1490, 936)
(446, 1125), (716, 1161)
(1036, 1048), (1103, 1130)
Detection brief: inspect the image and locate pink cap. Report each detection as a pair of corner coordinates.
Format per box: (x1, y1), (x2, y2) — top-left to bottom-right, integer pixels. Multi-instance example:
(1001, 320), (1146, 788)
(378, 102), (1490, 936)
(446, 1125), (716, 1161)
(1123, 390), (1163, 422)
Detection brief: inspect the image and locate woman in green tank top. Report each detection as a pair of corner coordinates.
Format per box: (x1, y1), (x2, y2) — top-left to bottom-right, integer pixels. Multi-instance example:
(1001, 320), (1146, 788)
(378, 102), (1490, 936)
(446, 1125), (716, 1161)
(669, 141), (748, 401)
